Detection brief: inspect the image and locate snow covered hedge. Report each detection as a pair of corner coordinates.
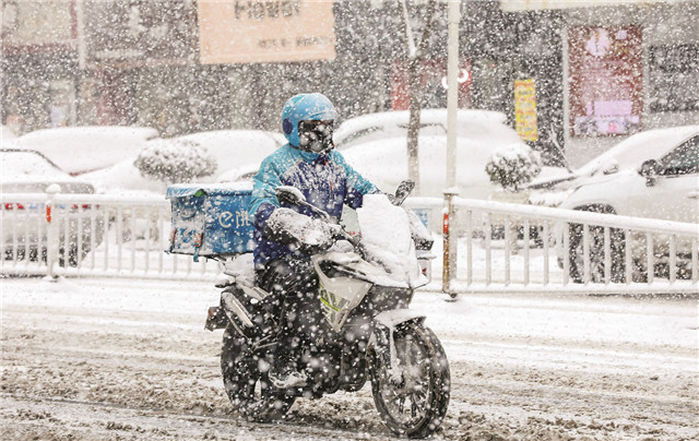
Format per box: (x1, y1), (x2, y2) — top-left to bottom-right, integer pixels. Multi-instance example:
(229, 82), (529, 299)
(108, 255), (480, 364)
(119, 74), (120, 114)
(485, 143), (542, 191)
(134, 139), (217, 183)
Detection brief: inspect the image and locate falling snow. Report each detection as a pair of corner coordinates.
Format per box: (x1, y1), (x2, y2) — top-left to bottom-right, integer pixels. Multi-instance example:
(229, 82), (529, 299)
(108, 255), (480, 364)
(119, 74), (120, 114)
(2, 1), (698, 440)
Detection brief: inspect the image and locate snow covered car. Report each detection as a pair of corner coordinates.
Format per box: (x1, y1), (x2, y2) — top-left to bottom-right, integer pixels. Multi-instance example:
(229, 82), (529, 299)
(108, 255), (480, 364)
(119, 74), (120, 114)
(555, 127), (698, 282)
(527, 125), (699, 206)
(334, 108), (500, 150)
(13, 126), (159, 175)
(177, 129), (285, 182)
(337, 109), (563, 200)
(83, 130), (284, 195)
(217, 109), (564, 199)
(1, 148), (105, 266)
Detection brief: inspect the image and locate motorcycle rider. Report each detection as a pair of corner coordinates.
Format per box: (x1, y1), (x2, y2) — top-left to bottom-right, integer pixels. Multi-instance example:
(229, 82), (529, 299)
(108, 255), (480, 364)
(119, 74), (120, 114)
(249, 93), (379, 388)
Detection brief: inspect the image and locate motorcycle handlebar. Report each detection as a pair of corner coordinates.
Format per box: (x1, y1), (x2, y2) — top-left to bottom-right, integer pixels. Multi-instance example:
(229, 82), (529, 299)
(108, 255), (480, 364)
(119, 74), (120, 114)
(281, 180), (415, 254)
(293, 199), (361, 251)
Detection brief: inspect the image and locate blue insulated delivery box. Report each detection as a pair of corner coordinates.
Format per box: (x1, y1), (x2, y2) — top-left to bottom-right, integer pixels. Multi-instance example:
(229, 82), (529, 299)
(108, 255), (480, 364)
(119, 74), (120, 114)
(166, 183), (255, 259)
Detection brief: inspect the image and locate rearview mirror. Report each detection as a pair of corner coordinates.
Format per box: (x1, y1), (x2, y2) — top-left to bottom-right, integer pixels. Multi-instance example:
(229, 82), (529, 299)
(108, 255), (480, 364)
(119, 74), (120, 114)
(391, 180), (415, 206)
(275, 186), (306, 206)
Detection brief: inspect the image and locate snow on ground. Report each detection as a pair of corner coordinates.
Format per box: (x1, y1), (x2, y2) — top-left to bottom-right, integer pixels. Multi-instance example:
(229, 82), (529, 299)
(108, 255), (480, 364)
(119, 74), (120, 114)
(1, 276), (697, 441)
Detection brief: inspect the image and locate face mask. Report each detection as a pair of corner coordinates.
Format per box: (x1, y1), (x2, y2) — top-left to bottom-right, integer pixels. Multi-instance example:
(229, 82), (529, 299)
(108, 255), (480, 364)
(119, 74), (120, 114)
(298, 120), (334, 153)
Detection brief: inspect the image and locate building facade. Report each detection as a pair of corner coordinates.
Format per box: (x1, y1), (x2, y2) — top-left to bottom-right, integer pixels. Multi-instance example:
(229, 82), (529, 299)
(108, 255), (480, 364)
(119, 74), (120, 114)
(2, 0), (697, 167)
(1, 0), (81, 133)
(502, 0), (699, 166)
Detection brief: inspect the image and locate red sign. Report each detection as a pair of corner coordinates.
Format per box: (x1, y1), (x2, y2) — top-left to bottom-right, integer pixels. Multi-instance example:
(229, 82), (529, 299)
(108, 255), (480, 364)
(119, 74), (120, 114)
(568, 26), (643, 137)
(391, 59), (471, 110)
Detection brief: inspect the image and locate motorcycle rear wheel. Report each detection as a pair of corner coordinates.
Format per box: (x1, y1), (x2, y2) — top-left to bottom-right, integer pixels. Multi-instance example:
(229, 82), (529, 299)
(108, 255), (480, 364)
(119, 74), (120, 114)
(369, 322), (450, 439)
(220, 327), (295, 422)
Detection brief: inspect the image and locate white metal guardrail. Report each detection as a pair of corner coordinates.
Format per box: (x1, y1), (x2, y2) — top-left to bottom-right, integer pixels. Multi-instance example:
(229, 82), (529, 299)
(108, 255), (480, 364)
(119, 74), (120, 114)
(2, 190), (697, 296)
(440, 194), (699, 295)
(1, 190), (219, 280)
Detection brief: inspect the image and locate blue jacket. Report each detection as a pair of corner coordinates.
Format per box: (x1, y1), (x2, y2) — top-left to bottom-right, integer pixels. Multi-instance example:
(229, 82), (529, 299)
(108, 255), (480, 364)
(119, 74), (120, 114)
(249, 144), (378, 267)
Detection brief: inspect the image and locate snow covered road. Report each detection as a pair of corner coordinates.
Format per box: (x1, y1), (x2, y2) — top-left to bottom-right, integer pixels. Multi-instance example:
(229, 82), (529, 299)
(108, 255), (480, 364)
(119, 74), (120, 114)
(1, 277), (697, 440)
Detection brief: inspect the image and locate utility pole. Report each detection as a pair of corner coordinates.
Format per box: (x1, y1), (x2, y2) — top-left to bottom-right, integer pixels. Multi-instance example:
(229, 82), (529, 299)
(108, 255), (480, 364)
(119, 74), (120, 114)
(442, 0), (460, 298)
(446, 0), (460, 190)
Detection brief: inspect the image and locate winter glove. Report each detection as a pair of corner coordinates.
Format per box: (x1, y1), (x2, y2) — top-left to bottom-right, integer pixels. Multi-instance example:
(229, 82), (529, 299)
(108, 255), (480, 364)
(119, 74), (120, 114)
(264, 208), (339, 251)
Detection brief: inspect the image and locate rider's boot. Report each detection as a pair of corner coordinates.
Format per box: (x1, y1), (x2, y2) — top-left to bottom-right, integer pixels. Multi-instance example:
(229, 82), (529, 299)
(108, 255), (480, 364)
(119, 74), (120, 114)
(269, 354), (307, 388)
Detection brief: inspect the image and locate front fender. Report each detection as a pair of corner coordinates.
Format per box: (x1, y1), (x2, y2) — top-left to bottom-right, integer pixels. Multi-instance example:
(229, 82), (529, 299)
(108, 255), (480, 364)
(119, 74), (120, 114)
(373, 309), (425, 331)
(369, 309), (426, 350)
(368, 309), (426, 379)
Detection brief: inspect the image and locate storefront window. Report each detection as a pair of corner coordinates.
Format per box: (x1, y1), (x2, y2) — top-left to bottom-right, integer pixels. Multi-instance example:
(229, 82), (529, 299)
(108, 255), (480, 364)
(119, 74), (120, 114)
(649, 44), (699, 113)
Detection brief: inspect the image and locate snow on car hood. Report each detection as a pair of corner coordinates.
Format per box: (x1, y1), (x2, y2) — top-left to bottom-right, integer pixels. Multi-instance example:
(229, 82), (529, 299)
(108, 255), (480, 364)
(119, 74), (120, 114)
(1, 150), (93, 193)
(529, 168), (635, 207)
(557, 168), (643, 211)
(1, 151), (68, 181)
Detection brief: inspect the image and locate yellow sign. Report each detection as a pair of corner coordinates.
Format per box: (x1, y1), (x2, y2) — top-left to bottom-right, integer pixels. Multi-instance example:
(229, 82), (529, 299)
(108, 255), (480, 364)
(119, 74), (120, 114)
(514, 79), (539, 142)
(198, 0), (336, 64)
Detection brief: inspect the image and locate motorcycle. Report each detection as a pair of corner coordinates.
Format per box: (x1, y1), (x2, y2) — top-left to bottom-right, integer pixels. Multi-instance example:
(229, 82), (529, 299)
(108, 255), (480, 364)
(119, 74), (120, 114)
(205, 181), (450, 438)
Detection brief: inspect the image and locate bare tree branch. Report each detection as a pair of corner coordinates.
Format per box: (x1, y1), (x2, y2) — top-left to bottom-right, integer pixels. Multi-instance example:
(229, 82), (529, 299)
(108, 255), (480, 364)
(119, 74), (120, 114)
(400, 0), (438, 195)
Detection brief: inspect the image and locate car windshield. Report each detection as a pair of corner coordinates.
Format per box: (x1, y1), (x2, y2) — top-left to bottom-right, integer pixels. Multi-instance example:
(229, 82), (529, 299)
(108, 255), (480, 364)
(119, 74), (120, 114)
(1, 150), (66, 181)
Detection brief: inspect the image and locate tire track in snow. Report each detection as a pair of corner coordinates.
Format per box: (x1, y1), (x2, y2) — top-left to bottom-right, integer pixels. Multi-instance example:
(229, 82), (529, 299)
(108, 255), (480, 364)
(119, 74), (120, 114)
(2, 278), (697, 440)
(1, 393), (392, 441)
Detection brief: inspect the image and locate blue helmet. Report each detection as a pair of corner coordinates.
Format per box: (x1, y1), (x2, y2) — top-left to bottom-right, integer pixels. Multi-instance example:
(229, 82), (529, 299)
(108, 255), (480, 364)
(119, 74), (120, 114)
(281, 93), (337, 147)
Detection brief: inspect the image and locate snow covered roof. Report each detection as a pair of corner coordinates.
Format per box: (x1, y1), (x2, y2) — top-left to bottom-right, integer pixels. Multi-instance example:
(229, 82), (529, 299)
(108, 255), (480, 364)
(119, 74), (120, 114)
(14, 126), (159, 175)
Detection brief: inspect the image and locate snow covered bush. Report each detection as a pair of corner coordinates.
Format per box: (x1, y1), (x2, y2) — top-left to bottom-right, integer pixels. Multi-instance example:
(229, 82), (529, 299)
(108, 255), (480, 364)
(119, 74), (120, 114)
(485, 143), (542, 191)
(134, 139), (217, 183)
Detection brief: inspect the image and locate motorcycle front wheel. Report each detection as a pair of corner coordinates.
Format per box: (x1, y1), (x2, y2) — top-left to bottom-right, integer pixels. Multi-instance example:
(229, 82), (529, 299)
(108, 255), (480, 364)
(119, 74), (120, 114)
(369, 322), (450, 439)
(220, 327), (295, 422)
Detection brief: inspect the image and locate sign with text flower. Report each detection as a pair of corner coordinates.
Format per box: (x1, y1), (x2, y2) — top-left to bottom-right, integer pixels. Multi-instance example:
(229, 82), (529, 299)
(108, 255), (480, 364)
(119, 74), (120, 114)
(198, 0), (336, 64)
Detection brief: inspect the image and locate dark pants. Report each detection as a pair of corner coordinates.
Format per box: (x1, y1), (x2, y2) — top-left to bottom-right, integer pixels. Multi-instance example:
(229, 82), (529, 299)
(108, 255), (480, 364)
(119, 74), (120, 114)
(255, 256), (320, 364)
